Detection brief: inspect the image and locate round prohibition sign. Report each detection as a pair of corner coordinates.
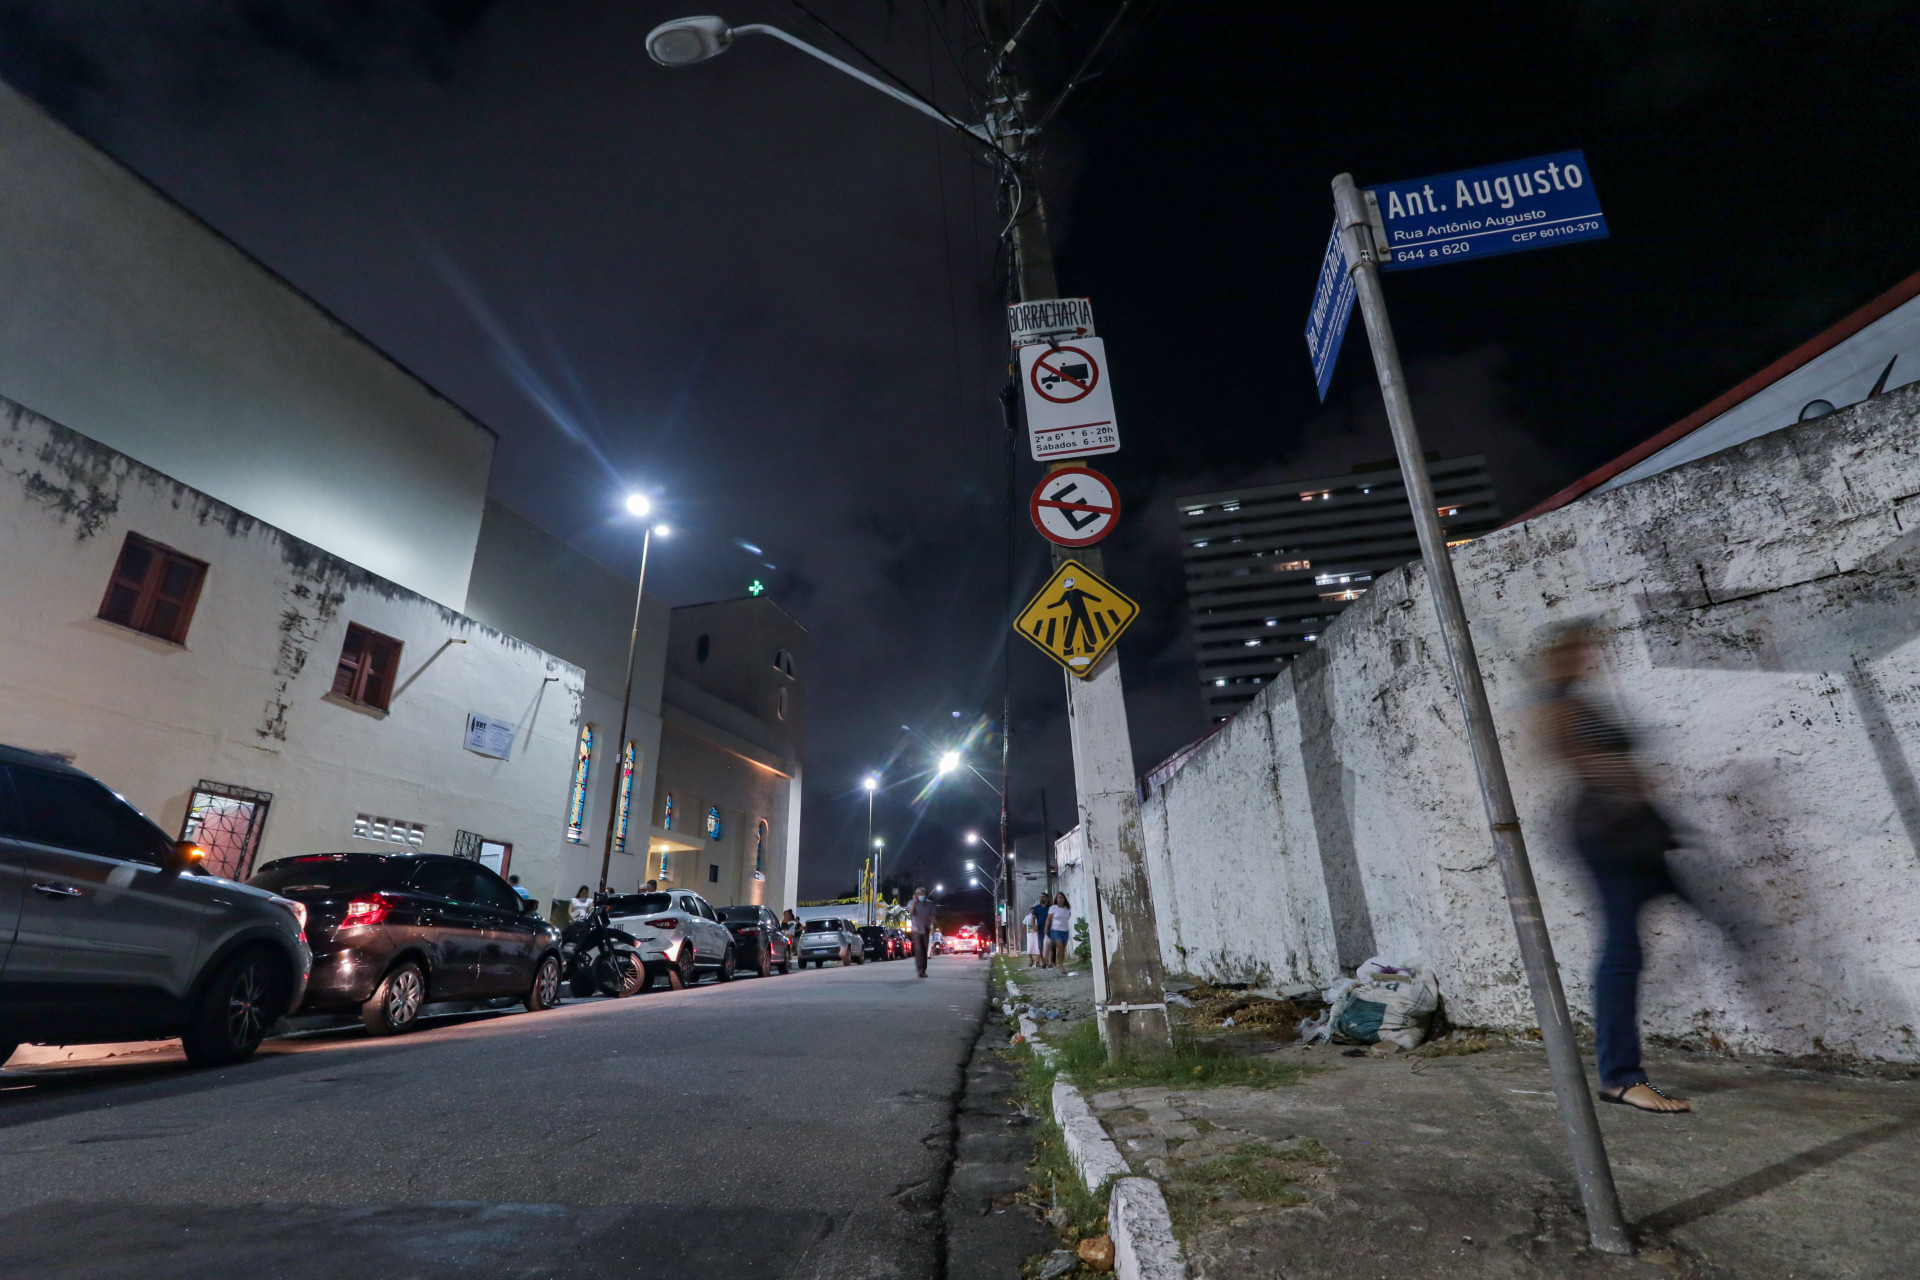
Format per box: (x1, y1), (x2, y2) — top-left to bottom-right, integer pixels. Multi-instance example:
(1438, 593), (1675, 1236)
(1030, 465), (1121, 547)
(1029, 344), (1100, 404)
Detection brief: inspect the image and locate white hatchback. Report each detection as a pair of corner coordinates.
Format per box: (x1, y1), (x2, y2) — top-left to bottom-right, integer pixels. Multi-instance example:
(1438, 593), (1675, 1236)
(603, 890), (738, 986)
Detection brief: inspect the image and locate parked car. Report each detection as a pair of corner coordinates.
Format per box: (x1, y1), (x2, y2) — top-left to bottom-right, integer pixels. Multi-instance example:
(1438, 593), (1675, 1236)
(947, 927), (988, 956)
(248, 852), (562, 1035)
(718, 905), (792, 976)
(886, 927), (909, 959)
(0, 745), (311, 1067)
(857, 925), (892, 962)
(602, 889), (737, 985)
(797, 917), (862, 968)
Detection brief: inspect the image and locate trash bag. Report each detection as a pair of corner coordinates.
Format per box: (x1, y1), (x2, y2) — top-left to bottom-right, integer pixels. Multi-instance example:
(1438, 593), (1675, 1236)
(1298, 957), (1439, 1049)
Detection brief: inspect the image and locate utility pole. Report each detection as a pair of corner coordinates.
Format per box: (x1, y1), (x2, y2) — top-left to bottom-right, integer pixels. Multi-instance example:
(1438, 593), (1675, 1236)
(1331, 174), (1630, 1254)
(982, 0), (1170, 1056)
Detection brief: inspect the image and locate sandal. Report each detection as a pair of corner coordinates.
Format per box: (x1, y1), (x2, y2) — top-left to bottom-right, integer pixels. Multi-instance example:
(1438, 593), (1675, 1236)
(1599, 1081), (1692, 1113)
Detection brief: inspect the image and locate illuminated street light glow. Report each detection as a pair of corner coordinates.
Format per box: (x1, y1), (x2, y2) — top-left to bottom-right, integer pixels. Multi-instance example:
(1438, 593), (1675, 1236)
(625, 494), (652, 517)
(864, 776), (879, 792)
(964, 831), (979, 844)
(653, 524), (671, 537)
(938, 750), (960, 775)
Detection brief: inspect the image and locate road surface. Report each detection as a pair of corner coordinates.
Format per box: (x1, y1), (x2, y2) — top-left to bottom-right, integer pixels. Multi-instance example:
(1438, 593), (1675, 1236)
(0, 954), (992, 1279)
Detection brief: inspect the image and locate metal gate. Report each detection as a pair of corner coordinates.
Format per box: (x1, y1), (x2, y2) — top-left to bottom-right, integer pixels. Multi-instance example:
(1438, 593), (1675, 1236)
(180, 781), (273, 880)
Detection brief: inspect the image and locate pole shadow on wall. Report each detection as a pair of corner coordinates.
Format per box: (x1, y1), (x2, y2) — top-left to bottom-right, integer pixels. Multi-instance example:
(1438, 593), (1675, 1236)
(1290, 645), (1378, 971)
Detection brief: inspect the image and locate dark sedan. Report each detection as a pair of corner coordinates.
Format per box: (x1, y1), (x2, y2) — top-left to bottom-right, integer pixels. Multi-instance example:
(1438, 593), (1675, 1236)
(718, 905), (792, 976)
(857, 926), (893, 962)
(248, 853), (563, 1035)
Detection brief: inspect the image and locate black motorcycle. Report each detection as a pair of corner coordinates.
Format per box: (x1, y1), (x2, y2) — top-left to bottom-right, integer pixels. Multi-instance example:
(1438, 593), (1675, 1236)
(560, 906), (646, 998)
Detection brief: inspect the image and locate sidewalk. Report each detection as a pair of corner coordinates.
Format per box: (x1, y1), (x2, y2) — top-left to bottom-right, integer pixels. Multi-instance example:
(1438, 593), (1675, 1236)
(1013, 964), (1920, 1279)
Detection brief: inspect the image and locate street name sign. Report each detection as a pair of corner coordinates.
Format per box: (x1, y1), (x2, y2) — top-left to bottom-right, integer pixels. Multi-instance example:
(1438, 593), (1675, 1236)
(1370, 149), (1607, 271)
(1008, 297), (1095, 347)
(1305, 220), (1355, 402)
(1014, 558), (1138, 678)
(1030, 465), (1120, 547)
(1020, 337), (1120, 461)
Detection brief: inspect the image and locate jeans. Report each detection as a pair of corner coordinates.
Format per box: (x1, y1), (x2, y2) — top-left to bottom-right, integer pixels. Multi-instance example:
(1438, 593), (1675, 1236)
(913, 930), (930, 976)
(1574, 791), (1680, 1091)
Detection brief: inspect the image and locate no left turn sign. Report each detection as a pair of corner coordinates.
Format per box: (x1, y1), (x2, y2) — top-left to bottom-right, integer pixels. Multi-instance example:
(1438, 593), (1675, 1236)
(1030, 466), (1120, 547)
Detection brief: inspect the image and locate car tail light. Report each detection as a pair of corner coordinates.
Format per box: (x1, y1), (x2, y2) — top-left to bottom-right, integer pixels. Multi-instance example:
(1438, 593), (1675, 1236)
(343, 895), (391, 927)
(646, 917), (680, 929)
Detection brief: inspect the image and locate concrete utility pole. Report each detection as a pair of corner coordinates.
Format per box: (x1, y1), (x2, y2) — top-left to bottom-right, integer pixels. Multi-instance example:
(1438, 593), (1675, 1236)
(982, 0), (1170, 1057)
(1331, 174), (1630, 1254)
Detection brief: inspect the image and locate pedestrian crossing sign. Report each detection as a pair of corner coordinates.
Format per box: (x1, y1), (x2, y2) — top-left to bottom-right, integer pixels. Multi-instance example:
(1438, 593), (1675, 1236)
(1014, 559), (1138, 678)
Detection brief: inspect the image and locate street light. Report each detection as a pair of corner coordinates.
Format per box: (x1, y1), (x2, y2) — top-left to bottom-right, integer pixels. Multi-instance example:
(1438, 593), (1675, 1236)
(646, 15), (998, 150)
(938, 750), (961, 775)
(863, 774), (881, 925)
(599, 498), (669, 893)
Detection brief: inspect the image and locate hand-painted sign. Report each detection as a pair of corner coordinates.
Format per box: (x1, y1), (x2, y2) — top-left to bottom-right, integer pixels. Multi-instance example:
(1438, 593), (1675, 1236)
(1008, 297), (1095, 348)
(1369, 150), (1607, 271)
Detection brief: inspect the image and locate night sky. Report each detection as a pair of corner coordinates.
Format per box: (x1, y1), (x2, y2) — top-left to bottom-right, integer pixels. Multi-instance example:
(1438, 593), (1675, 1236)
(5, 2), (1916, 907)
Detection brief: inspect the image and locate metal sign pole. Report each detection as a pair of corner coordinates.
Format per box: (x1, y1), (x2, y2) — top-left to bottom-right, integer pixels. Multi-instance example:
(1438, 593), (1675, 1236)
(1331, 172), (1631, 1255)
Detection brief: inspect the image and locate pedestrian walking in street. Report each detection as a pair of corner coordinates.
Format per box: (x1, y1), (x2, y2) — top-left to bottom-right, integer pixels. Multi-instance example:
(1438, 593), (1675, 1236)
(568, 885), (594, 923)
(1046, 893), (1072, 968)
(1028, 896), (1051, 968)
(1023, 910), (1042, 967)
(909, 887), (937, 978)
(1538, 620), (1694, 1114)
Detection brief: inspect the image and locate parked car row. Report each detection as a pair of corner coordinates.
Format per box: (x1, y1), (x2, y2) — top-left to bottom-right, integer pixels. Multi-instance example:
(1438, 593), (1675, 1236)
(0, 745), (883, 1072)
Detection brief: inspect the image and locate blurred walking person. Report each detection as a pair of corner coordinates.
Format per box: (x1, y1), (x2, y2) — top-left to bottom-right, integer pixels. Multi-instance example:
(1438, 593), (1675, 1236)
(1023, 905), (1043, 968)
(1538, 621), (1692, 1114)
(1029, 896), (1051, 969)
(909, 887), (937, 978)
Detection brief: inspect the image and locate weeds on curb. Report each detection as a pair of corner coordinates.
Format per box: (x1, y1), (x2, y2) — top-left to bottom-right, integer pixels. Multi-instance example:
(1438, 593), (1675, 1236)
(1054, 1019), (1308, 1092)
(1161, 1139), (1331, 1232)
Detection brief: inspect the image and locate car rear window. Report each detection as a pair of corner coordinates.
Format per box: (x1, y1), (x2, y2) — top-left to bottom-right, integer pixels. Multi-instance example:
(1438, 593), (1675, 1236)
(603, 892), (674, 916)
(803, 920), (843, 933)
(250, 856), (394, 895)
(719, 907), (760, 922)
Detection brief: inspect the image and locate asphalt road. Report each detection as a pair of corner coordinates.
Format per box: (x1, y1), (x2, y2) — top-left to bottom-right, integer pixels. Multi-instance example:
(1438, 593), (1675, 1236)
(0, 954), (991, 1279)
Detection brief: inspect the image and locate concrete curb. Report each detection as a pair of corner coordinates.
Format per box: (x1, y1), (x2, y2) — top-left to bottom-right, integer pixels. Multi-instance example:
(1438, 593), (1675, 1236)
(1110, 1177), (1186, 1280)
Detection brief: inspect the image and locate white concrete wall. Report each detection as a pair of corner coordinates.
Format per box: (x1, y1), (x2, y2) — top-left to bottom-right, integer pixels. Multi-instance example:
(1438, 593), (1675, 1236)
(0, 400), (582, 903)
(0, 79), (493, 608)
(1146, 385), (1920, 1063)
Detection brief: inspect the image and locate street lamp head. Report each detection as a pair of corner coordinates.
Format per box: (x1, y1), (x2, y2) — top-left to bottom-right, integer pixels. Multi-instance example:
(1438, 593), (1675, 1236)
(646, 15), (732, 66)
(938, 750), (960, 775)
(963, 860), (974, 871)
(964, 831), (978, 844)
(653, 524), (671, 538)
(970, 877), (979, 887)
(934, 883), (944, 893)
(873, 838), (884, 849)
(863, 775), (879, 792)
(624, 493), (652, 517)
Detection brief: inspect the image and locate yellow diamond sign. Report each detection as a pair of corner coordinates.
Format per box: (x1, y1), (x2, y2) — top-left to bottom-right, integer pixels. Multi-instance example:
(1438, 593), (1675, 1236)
(1014, 558), (1138, 678)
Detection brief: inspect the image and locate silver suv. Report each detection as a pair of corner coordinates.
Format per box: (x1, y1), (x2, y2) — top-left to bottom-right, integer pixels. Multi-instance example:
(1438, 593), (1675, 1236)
(0, 745), (311, 1068)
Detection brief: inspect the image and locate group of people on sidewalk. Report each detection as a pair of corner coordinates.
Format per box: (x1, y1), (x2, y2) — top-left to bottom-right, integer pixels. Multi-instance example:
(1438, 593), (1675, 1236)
(1022, 892), (1074, 968)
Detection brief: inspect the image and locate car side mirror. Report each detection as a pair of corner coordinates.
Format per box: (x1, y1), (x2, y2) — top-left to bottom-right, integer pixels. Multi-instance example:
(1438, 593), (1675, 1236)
(521, 897), (538, 914)
(166, 840), (206, 875)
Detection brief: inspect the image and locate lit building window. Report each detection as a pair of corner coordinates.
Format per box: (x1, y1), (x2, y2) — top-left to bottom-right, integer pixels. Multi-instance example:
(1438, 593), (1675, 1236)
(612, 742), (636, 854)
(1438, 505), (1460, 517)
(1214, 678), (1227, 687)
(565, 724), (594, 843)
(1279, 559), (1310, 571)
(1243, 639), (1261, 647)
(1299, 489), (1331, 501)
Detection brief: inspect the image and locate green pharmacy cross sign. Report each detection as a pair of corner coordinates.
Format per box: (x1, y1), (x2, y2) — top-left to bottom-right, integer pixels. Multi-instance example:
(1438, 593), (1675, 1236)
(748, 579), (765, 596)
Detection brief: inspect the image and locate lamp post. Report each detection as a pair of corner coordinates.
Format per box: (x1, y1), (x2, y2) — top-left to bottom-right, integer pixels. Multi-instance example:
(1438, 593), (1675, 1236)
(598, 496), (669, 894)
(863, 775), (879, 925)
(965, 831), (1008, 952)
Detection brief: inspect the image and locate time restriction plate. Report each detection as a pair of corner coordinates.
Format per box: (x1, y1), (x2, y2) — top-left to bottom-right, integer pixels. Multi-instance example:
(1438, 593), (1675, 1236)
(1013, 558), (1138, 678)
(1030, 465), (1120, 547)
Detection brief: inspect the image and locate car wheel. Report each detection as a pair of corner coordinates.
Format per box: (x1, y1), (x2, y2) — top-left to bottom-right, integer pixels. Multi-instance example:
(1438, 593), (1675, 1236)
(756, 945), (772, 978)
(183, 947), (287, 1067)
(526, 954), (563, 1012)
(671, 946), (696, 989)
(716, 946), (736, 982)
(362, 960), (427, 1036)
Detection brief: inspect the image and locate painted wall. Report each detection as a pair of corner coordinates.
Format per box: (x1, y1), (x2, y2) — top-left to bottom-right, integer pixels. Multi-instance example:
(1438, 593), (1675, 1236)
(0, 401), (582, 900)
(0, 79), (493, 608)
(1142, 385), (1920, 1062)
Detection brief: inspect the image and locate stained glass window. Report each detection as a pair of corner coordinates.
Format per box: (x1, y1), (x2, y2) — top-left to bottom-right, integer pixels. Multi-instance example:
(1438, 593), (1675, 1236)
(663, 792), (674, 830)
(613, 742), (636, 854)
(706, 806), (722, 840)
(755, 819), (767, 881)
(565, 724), (594, 843)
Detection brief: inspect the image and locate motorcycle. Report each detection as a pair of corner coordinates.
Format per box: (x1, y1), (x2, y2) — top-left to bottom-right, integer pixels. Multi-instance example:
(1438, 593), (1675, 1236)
(560, 906), (646, 998)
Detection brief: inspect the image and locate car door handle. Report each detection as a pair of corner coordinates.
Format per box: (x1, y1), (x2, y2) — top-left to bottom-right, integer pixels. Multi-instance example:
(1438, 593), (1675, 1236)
(31, 882), (84, 899)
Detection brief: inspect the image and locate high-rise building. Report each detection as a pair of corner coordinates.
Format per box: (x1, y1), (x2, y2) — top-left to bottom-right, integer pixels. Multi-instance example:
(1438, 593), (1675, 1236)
(1179, 454), (1500, 719)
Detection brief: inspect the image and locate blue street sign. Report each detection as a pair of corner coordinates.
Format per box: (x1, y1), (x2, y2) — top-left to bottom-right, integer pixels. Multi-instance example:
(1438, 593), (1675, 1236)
(1370, 150), (1606, 272)
(1305, 220), (1355, 402)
